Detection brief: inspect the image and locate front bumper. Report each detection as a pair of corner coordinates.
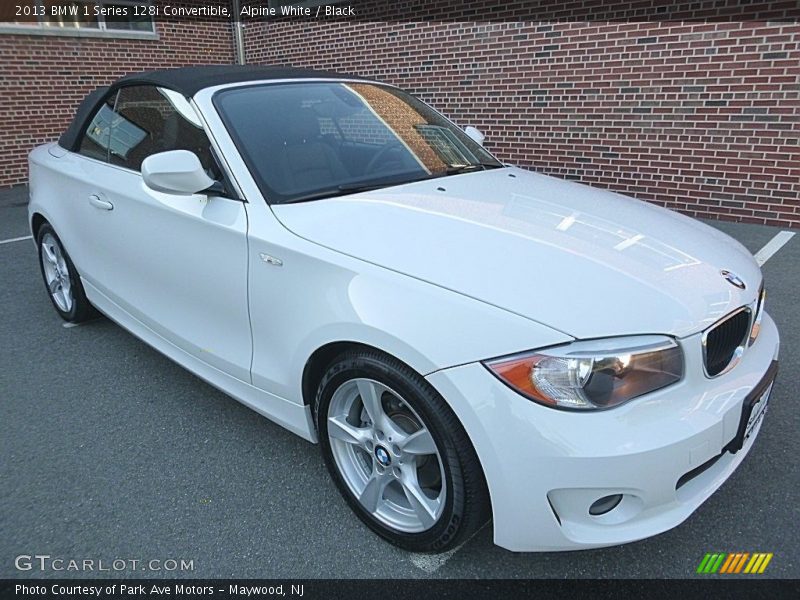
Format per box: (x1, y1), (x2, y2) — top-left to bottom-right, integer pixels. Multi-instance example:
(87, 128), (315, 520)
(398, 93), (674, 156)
(426, 313), (780, 551)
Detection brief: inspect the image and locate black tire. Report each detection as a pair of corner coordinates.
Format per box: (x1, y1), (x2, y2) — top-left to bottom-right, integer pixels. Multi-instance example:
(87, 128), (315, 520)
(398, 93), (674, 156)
(36, 223), (97, 323)
(315, 349), (490, 553)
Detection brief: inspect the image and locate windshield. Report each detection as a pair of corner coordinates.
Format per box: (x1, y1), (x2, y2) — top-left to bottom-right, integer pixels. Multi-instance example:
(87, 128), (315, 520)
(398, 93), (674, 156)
(214, 81), (503, 204)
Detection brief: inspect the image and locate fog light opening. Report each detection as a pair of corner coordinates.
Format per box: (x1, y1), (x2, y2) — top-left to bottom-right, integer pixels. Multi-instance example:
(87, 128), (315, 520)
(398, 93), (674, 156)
(589, 494), (623, 516)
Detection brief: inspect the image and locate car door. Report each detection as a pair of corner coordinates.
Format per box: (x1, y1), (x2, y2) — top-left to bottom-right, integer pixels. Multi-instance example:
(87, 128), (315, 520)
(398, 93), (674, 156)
(72, 84), (252, 382)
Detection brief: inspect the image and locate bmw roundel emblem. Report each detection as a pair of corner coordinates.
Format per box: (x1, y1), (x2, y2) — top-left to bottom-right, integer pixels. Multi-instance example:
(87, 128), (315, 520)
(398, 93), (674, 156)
(721, 270), (746, 290)
(374, 446), (391, 467)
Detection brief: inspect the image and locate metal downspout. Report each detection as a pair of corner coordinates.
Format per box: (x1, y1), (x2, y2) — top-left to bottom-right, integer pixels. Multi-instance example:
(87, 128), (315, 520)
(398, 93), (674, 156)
(231, 0), (246, 65)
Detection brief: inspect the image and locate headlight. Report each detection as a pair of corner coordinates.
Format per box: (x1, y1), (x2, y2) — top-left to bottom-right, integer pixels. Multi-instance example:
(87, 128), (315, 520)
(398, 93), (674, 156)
(484, 336), (683, 410)
(749, 286), (766, 346)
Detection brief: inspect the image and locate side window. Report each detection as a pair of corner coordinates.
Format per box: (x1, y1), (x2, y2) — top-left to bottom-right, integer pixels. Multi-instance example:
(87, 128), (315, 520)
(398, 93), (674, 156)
(94, 85), (214, 173)
(77, 86), (216, 174)
(78, 93), (117, 162)
(111, 85), (215, 173)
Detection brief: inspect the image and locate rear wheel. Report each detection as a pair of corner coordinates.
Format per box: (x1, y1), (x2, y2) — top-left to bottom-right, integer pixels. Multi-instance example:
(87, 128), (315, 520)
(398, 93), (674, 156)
(315, 350), (490, 552)
(37, 223), (96, 323)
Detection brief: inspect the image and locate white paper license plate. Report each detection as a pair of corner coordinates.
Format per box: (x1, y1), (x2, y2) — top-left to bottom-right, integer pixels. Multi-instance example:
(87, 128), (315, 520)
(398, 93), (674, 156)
(744, 382), (773, 441)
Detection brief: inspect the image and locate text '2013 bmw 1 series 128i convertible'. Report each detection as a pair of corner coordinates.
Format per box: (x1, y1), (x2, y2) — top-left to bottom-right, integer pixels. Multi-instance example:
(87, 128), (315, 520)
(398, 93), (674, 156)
(28, 65), (778, 553)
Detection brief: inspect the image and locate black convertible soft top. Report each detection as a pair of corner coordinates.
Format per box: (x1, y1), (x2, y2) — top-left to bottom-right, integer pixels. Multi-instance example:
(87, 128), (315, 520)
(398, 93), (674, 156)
(58, 64), (367, 151)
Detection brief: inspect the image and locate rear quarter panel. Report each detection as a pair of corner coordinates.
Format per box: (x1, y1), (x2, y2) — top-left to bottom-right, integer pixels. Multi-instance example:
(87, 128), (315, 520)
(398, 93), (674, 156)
(28, 143), (96, 276)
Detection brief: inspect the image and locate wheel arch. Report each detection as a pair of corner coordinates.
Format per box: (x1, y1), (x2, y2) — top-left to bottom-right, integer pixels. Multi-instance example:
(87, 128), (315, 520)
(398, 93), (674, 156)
(301, 340), (413, 410)
(30, 212), (48, 240)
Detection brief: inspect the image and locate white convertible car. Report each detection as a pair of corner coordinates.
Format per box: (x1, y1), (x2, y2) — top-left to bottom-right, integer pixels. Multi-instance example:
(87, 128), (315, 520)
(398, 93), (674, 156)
(29, 65), (779, 553)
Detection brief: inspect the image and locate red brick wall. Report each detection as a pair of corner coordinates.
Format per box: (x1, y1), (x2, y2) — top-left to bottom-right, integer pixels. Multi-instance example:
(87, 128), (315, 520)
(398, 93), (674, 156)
(244, 21), (800, 228)
(0, 21), (234, 186)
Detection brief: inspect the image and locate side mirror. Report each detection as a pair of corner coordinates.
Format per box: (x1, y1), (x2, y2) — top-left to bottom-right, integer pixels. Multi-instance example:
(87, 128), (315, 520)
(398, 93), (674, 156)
(464, 126), (485, 147)
(142, 150), (215, 195)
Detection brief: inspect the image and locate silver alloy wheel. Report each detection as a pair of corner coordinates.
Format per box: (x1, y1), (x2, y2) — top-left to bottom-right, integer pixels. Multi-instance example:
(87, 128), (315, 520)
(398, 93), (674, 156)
(327, 378), (446, 533)
(40, 233), (73, 313)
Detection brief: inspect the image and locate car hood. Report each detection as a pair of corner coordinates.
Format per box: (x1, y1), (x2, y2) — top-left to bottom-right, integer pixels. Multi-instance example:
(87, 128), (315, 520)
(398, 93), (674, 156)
(272, 167), (761, 339)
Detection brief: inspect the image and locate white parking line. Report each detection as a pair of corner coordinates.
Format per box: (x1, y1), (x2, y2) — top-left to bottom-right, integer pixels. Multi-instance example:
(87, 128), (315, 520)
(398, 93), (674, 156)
(409, 545), (461, 573)
(754, 231), (795, 266)
(0, 235), (32, 245)
(408, 521), (489, 573)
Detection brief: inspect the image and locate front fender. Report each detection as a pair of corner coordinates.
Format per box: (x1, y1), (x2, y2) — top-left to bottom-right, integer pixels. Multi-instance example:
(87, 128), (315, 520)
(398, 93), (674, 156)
(247, 234), (572, 406)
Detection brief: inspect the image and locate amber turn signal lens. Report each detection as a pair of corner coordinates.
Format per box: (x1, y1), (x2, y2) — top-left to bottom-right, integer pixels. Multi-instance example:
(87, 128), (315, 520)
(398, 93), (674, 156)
(486, 355), (555, 406)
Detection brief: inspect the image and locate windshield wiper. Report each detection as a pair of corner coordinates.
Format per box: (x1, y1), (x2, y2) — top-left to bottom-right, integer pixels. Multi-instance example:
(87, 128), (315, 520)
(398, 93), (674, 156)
(337, 165), (502, 192)
(337, 174), (431, 193)
(283, 175), (429, 204)
(443, 163), (503, 175)
(282, 165), (504, 204)
(281, 188), (358, 204)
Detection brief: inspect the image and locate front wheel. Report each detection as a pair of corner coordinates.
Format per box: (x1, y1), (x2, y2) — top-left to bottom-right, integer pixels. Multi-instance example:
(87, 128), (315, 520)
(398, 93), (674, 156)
(315, 350), (490, 552)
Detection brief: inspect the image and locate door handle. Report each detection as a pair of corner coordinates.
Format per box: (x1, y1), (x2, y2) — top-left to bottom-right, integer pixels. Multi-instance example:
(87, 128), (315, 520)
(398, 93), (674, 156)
(88, 194), (113, 211)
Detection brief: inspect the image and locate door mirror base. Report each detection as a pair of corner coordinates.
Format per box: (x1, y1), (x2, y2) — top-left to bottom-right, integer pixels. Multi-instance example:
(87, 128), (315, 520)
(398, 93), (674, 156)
(202, 180), (233, 198)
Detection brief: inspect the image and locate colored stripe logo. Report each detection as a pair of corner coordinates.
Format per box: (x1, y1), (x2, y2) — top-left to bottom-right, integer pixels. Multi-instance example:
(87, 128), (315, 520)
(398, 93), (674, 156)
(697, 552), (773, 574)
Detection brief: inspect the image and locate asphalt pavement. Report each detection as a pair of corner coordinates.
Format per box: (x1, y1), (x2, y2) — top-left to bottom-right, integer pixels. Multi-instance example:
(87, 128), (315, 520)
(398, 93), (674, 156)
(1, 185), (797, 579)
